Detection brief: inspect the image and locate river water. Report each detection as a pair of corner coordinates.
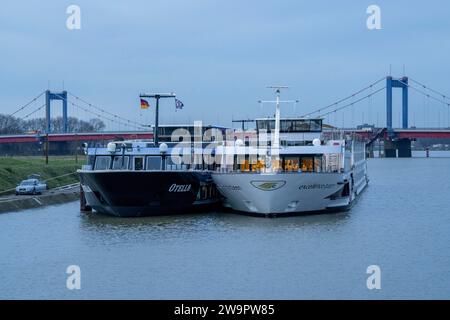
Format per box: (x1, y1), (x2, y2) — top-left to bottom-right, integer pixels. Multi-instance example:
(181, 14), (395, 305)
(1, 155), (450, 299)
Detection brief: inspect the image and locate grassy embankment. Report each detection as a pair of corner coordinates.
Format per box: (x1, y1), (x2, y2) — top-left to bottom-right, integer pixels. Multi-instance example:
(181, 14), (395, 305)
(0, 156), (85, 194)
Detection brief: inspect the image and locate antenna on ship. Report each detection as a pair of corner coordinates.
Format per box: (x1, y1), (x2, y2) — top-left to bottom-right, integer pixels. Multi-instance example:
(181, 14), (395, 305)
(259, 86), (298, 150)
(139, 92), (176, 146)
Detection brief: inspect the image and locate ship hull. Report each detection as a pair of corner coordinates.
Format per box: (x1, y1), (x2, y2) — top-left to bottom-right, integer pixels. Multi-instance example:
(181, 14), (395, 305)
(212, 171), (368, 216)
(78, 170), (219, 217)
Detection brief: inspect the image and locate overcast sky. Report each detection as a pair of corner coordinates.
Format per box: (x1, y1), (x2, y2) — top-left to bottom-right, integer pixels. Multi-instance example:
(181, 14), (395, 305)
(1, 0), (449, 129)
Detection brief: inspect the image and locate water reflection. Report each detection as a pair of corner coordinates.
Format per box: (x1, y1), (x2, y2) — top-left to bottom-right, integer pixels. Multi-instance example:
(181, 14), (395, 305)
(78, 208), (352, 246)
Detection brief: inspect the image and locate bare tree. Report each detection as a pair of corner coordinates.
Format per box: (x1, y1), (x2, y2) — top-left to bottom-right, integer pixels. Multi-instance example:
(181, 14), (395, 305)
(0, 114), (105, 134)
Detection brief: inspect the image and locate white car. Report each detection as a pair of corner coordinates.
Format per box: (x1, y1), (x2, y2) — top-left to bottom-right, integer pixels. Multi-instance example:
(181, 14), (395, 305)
(15, 179), (47, 195)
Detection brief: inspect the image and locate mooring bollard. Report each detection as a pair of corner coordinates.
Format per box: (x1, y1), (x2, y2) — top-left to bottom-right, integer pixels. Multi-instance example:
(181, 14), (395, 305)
(80, 184), (92, 212)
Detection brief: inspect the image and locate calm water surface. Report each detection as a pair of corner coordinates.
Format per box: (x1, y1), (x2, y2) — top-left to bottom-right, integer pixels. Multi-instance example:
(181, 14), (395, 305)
(1, 157), (450, 299)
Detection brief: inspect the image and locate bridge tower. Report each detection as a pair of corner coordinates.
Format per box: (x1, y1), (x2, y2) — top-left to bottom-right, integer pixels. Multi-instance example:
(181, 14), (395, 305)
(45, 90), (68, 133)
(384, 76), (411, 158)
(386, 76), (408, 130)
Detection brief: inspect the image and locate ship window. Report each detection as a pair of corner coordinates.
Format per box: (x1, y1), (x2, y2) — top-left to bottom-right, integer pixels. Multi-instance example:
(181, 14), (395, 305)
(94, 156), (111, 170)
(310, 119), (322, 132)
(284, 157), (300, 172)
(253, 159), (265, 171)
(281, 120), (294, 132)
(300, 157), (314, 172)
(256, 120), (275, 132)
(165, 156), (176, 170)
(87, 155), (95, 166)
(146, 156), (161, 170)
(271, 159), (281, 171)
(112, 156), (129, 170)
(241, 159), (250, 172)
(133, 156), (144, 171)
(314, 156), (323, 172)
(293, 120), (310, 132)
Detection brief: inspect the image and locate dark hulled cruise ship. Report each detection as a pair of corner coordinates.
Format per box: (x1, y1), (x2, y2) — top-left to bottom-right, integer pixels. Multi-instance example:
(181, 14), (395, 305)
(78, 125), (224, 217)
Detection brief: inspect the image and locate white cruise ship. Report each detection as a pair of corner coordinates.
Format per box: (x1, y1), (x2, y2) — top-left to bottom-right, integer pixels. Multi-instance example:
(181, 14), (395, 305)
(211, 88), (368, 216)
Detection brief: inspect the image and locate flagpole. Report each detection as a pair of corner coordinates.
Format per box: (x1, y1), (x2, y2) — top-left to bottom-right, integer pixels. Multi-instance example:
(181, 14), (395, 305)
(155, 95), (160, 145)
(140, 92), (176, 146)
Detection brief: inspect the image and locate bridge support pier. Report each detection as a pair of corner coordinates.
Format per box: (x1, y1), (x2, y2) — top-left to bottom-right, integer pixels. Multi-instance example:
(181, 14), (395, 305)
(384, 138), (412, 158)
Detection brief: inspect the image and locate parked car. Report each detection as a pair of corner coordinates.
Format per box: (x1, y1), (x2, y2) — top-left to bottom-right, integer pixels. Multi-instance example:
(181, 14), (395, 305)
(15, 179), (47, 195)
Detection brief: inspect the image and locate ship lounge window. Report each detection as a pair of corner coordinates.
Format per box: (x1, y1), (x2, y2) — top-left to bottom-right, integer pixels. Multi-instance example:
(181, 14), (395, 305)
(94, 156), (111, 170)
(253, 159), (265, 172)
(284, 157), (300, 172)
(133, 156), (144, 171)
(146, 156), (161, 170)
(112, 156), (129, 170)
(281, 156), (318, 172)
(300, 157), (314, 172)
(241, 159), (250, 172)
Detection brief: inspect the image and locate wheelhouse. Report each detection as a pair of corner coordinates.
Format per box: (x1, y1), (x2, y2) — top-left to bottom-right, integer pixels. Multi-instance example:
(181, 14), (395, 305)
(256, 118), (323, 133)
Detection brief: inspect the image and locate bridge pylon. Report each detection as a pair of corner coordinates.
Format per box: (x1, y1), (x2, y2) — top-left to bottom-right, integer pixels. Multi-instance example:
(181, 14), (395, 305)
(386, 76), (408, 130)
(45, 90), (68, 133)
(383, 76), (412, 158)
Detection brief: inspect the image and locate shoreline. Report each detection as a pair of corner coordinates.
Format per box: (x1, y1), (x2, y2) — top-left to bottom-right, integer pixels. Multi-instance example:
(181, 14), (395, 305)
(0, 185), (80, 214)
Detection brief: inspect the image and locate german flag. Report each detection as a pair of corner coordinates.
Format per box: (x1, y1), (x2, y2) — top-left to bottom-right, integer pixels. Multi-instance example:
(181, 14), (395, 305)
(140, 98), (149, 109)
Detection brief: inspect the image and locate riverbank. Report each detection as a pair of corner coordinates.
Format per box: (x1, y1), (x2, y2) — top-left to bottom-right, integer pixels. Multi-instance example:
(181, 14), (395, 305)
(0, 184), (80, 214)
(0, 156), (84, 194)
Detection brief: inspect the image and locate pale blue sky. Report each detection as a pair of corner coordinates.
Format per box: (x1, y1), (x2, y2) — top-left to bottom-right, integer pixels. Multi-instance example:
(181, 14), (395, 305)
(1, 0), (449, 129)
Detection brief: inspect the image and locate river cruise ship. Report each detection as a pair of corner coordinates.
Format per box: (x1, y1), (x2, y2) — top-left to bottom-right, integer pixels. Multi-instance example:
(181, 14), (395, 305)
(211, 89), (368, 216)
(78, 125), (223, 217)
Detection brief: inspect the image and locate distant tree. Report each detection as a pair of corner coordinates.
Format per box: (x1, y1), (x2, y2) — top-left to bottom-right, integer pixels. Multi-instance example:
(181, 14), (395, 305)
(0, 115), (23, 134)
(89, 118), (106, 132)
(0, 114), (105, 134)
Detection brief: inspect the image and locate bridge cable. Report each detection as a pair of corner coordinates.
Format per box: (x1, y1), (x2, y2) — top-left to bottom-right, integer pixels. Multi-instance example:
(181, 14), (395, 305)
(68, 100), (144, 130)
(67, 92), (146, 127)
(409, 78), (450, 102)
(317, 87), (386, 119)
(51, 93), (145, 130)
(22, 104), (46, 119)
(301, 76), (386, 117)
(409, 77), (450, 127)
(398, 80), (450, 108)
(8, 91), (45, 117)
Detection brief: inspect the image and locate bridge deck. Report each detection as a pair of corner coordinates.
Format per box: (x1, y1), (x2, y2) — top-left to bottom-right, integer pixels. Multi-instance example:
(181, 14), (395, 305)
(1, 129), (450, 144)
(0, 132), (153, 143)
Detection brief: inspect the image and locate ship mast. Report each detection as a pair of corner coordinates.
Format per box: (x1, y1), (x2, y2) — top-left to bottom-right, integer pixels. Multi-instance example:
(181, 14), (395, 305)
(259, 86), (297, 150)
(139, 92), (176, 146)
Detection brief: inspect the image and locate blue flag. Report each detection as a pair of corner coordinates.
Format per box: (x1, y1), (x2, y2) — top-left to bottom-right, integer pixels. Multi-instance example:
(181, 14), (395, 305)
(175, 98), (184, 110)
